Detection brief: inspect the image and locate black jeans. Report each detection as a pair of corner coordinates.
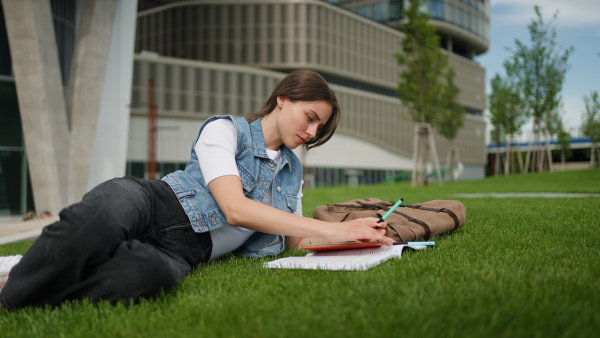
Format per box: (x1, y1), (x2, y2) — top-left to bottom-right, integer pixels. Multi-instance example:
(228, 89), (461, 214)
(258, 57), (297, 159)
(0, 177), (212, 310)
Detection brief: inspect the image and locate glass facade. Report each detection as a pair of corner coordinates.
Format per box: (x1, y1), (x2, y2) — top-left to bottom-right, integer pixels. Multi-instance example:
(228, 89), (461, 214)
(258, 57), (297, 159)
(304, 167), (410, 188)
(0, 5), (11, 76)
(0, 80), (33, 216)
(50, 0), (77, 89)
(126, 161), (187, 180)
(327, 0), (490, 55)
(1, 7), (33, 216)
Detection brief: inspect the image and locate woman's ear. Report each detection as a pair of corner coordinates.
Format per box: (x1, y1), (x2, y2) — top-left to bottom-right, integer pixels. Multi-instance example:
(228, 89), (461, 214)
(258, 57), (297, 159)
(276, 96), (287, 108)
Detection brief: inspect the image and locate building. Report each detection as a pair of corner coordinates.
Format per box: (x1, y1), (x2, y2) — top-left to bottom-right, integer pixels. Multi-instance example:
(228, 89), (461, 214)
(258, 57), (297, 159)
(129, 0), (488, 187)
(0, 0), (489, 217)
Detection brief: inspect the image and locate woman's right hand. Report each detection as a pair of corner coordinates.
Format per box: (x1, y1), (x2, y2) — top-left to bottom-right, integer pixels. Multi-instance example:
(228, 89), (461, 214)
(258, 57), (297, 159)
(320, 217), (393, 246)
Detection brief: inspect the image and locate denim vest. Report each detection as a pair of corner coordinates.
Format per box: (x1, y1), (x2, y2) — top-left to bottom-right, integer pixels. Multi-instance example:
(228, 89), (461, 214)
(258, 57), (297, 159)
(162, 115), (303, 258)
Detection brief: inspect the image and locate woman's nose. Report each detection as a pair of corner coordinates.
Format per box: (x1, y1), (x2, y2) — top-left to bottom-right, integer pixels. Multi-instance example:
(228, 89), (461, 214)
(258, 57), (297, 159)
(307, 124), (318, 137)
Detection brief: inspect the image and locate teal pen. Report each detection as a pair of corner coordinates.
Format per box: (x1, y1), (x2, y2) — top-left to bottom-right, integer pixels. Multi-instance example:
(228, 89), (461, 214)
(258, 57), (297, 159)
(377, 198), (404, 223)
(393, 241), (436, 246)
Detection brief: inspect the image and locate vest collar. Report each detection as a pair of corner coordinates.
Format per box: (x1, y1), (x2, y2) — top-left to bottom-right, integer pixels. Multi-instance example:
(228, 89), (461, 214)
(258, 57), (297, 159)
(249, 117), (294, 171)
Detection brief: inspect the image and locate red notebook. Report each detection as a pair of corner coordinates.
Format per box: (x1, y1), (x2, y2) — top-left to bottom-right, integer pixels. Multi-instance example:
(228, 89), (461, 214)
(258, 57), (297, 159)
(302, 242), (381, 252)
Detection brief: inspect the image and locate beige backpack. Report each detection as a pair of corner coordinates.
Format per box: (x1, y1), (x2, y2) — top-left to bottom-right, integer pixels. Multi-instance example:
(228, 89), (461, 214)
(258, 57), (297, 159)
(313, 198), (466, 242)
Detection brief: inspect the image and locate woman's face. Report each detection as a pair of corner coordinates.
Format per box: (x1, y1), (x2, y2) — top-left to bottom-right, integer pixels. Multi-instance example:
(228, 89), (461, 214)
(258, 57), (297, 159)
(275, 97), (333, 150)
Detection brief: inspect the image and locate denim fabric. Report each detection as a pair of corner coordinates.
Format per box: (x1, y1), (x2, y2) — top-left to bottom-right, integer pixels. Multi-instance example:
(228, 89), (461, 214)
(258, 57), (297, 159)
(0, 177), (212, 310)
(162, 115), (303, 258)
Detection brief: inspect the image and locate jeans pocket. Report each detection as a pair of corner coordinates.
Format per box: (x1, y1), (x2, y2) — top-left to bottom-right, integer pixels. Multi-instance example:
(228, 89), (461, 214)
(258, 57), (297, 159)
(156, 224), (213, 267)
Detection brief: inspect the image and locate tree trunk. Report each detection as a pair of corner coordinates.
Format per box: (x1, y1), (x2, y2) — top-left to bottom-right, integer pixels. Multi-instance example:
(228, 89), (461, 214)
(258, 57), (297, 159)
(504, 137), (511, 176)
(446, 148), (451, 181)
(411, 124), (419, 186)
(517, 150), (524, 173)
(534, 121), (543, 173)
(544, 127), (553, 173)
(524, 125), (534, 174)
(412, 124), (430, 186)
(446, 144), (458, 182)
(428, 127), (443, 185)
(419, 127), (429, 185)
(494, 151), (500, 177)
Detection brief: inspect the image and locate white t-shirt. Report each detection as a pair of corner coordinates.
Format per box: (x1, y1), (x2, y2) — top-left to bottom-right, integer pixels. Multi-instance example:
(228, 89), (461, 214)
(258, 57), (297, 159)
(194, 119), (303, 261)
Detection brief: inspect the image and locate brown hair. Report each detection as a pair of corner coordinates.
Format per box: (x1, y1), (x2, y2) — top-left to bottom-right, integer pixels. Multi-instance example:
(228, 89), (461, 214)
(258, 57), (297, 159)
(246, 70), (340, 150)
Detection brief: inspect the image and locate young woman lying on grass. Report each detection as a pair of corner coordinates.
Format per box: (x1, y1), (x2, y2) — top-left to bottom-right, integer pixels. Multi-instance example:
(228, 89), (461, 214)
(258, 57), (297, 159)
(0, 70), (392, 310)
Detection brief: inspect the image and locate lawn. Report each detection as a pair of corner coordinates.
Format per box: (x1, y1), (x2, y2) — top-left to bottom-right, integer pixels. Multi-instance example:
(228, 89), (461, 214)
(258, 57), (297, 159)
(1, 169), (599, 337)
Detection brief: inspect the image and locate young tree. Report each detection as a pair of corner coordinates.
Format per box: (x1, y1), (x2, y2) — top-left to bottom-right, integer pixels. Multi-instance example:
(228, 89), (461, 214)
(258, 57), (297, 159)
(489, 127), (505, 177)
(554, 122), (572, 171)
(504, 6), (573, 173)
(581, 91), (600, 167)
(488, 73), (527, 176)
(396, 0), (459, 185)
(542, 107), (572, 172)
(437, 67), (465, 181)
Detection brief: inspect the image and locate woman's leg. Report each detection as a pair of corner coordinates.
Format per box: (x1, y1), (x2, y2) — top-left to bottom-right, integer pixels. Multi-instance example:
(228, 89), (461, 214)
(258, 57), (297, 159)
(0, 177), (203, 309)
(57, 239), (187, 304)
(58, 179), (213, 305)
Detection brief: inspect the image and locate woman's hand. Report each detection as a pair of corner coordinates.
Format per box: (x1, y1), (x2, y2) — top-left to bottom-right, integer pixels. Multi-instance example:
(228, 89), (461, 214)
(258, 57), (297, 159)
(321, 217), (394, 246)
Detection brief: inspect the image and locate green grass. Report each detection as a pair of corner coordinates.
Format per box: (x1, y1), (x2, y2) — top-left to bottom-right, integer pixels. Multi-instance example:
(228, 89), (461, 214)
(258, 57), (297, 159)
(1, 169), (599, 337)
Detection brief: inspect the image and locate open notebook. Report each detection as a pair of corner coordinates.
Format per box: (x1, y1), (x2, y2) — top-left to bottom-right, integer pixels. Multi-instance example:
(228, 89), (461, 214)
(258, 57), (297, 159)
(263, 244), (430, 271)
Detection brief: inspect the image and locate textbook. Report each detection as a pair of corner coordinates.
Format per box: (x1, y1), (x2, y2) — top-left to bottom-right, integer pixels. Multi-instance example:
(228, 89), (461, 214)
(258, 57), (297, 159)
(263, 244), (430, 271)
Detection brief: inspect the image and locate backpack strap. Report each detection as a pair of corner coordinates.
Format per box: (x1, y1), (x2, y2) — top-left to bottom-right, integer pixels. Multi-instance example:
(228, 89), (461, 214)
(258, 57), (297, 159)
(401, 205), (460, 230)
(389, 210), (431, 240)
(345, 202), (389, 210)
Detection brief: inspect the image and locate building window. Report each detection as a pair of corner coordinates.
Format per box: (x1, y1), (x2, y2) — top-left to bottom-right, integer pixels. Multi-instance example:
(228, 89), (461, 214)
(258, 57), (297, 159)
(389, 0), (403, 21)
(372, 2), (388, 22)
(431, 0), (445, 20)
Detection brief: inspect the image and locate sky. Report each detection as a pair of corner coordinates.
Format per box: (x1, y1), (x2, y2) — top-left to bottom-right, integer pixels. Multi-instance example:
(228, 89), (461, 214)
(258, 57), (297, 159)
(476, 0), (600, 134)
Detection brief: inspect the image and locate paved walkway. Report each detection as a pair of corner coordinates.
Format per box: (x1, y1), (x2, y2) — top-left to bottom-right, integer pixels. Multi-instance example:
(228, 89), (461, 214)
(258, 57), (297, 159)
(455, 192), (600, 198)
(0, 217), (57, 245)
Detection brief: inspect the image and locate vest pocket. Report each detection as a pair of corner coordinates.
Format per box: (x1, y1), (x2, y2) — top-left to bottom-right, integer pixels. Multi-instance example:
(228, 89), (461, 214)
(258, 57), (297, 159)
(285, 194), (298, 213)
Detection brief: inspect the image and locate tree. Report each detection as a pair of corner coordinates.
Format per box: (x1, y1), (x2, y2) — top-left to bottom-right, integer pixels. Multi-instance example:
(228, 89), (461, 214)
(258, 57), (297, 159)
(489, 127), (505, 177)
(396, 0), (460, 185)
(488, 73), (527, 176)
(555, 122), (572, 171)
(488, 75), (506, 177)
(437, 67), (465, 181)
(504, 6), (573, 173)
(581, 91), (600, 167)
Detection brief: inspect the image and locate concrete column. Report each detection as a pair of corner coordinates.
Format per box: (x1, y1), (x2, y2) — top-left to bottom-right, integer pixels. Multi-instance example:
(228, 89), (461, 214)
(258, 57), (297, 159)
(447, 37), (453, 53)
(4, 0), (124, 213)
(87, 0), (138, 192)
(66, 0), (117, 204)
(3, 0), (69, 215)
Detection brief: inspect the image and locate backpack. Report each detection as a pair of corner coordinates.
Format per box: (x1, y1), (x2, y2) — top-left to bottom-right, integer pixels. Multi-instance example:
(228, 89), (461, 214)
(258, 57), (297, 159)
(312, 198), (466, 242)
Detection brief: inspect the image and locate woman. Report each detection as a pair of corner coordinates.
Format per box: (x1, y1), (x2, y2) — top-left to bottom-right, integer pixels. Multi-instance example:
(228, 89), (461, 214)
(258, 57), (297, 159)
(0, 70), (392, 310)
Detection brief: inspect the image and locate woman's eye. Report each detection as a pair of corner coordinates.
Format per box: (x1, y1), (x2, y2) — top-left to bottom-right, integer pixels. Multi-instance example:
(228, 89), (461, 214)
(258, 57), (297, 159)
(307, 115), (313, 122)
